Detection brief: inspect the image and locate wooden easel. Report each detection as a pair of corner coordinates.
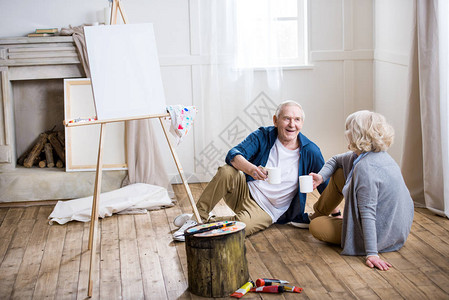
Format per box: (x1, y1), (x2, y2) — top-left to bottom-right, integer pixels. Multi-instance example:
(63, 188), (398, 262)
(65, 1), (202, 297)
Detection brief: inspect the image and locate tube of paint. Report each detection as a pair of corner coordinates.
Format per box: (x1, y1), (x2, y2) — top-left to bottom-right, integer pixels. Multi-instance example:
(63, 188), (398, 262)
(282, 284), (303, 293)
(250, 285), (285, 293)
(255, 278), (289, 287)
(230, 281), (254, 298)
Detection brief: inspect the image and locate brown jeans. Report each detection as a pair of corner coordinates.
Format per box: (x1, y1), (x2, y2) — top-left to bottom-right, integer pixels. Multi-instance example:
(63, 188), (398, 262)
(196, 165), (272, 236)
(309, 168), (345, 245)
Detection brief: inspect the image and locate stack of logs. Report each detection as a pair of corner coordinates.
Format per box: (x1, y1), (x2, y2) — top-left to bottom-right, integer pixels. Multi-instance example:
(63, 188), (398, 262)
(17, 130), (65, 168)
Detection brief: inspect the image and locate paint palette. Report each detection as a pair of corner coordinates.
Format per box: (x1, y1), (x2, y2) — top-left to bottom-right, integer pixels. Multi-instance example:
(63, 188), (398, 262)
(186, 221), (246, 237)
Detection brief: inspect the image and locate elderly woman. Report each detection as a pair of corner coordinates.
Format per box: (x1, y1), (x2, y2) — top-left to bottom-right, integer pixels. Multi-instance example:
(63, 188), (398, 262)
(309, 110), (414, 271)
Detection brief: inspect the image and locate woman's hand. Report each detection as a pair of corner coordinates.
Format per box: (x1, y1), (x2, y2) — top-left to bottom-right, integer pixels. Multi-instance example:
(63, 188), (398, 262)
(365, 255), (392, 271)
(309, 172), (323, 189)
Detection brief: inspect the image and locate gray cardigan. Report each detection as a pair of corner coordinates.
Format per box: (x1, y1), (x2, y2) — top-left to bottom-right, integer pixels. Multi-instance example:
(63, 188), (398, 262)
(319, 151), (414, 256)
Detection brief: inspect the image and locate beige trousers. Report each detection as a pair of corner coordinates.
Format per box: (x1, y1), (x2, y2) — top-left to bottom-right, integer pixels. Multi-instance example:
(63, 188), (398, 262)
(309, 168), (345, 245)
(196, 165), (272, 236)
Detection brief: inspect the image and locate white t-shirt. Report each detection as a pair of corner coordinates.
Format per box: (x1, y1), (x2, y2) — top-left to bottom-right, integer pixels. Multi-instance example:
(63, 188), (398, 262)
(248, 138), (300, 222)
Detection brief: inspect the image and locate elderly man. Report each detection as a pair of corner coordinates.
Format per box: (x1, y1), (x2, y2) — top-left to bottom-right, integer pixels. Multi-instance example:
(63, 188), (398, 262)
(173, 100), (328, 241)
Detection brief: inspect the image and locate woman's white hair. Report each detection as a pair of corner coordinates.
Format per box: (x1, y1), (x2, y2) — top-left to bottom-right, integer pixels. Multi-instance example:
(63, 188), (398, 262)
(345, 110), (394, 152)
(275, 100), (305, 120)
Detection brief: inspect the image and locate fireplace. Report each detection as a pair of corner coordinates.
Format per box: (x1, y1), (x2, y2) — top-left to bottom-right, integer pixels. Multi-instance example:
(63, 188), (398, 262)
(0, 36), (126, 203)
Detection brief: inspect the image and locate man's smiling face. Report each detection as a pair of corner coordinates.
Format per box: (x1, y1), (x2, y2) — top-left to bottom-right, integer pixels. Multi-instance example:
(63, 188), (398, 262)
(273, 105), (304, 146)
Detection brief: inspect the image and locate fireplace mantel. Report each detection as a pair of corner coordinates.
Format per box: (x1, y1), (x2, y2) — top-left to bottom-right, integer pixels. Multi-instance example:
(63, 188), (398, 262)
(0, 36), (84, 165)
(0, 36), (125, 203)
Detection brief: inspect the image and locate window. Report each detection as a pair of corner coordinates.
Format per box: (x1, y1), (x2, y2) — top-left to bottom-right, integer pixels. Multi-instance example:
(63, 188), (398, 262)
(235, 0), (308, 68)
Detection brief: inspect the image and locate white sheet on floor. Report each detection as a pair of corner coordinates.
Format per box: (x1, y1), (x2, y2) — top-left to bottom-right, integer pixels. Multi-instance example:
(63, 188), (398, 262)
(48, 183), (173, 225)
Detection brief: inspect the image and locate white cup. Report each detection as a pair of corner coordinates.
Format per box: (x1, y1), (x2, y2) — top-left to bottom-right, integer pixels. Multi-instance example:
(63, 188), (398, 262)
(265, 167), (281, 184)
(299, 175), (313, 193)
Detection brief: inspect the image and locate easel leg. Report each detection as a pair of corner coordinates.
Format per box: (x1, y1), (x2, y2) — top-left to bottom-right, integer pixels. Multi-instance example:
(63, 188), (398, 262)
(110, 0), (128, 24)
(158, 117), (203, 224)
(87, 123), (106, 297)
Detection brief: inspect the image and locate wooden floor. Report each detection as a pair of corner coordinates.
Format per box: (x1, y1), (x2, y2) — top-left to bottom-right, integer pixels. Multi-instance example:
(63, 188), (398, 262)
(1, 183), (449, 299)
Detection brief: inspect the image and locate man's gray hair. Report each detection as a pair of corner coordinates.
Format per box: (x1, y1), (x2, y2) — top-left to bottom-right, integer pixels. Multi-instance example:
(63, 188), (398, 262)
(275, 100), (305, 120)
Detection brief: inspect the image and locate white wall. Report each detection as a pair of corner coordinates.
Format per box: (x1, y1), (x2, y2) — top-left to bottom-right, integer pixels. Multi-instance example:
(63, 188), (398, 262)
(0, 0), (377, 182)
(374, 0), (414, 163)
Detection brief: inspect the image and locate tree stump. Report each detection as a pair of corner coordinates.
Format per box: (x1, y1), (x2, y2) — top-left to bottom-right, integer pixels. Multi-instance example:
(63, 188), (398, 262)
(185, 222), (248, 298)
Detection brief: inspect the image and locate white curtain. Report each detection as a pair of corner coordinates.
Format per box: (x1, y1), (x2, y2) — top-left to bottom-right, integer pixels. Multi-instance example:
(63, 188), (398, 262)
(193, 0), (284, 179)
(401, 0), (449, 218)
(438, 0), (449, 217)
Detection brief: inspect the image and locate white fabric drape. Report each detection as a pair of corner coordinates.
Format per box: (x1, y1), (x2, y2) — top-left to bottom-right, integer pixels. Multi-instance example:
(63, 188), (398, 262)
(401, 0), (449, 218)
(438, 0), (449, 217)
(194, 0), (284, 178)
(49, 183), (172, 225)
(121, 119), (173, 199)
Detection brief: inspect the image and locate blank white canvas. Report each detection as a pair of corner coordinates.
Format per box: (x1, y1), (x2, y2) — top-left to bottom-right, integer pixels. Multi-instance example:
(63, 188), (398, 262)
(64, 78), (127, 171)
(84, 23), (166, 120)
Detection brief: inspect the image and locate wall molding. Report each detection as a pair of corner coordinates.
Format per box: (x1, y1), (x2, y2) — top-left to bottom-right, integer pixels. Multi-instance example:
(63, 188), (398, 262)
(310, 49), (374, 62)
(374, 50), (409, 66)
(159, 55), (208, 67)
(159, 50), (378, 67)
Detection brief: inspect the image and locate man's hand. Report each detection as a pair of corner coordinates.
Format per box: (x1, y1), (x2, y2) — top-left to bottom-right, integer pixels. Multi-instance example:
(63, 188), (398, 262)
(365, 255), (392, 271)
(231, 155), (267, 180)
(250, 166), (268, 181)
(309, 172), (323, 189)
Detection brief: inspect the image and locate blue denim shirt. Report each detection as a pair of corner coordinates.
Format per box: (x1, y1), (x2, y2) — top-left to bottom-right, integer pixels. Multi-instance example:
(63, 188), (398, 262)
(225, 126), (328, 224)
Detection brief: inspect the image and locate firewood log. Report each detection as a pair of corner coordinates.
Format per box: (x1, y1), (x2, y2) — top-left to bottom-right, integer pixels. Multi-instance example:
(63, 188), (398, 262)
(48, 133), (65, 163)
(23, 133), (48, 168)
(57, 130), (65, 147)
(44, 143), (55, 168)
(18, 149), (30, 166)
(39, 160), (46, 168)
(56, 160), (64, 168)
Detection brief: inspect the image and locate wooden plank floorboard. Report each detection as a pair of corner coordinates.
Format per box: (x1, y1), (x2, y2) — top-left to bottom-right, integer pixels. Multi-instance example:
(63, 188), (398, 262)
(151, 209), (189, 299)
(55, 221), (84, 300)
(0, 207), (9, 225)
(164, 205), (190, 281)
(341, 254), (403, 300)
(415, 208), (449, 231)
(32, 214), (67, 299)
(315, 243), (379, 299)
(0, 208), (25, 264)
(413, 209), (449, 236)
(118, 214), (145, 299)
(0, 208), (35, 299)
(11, 206), (52, 300)
(76, 221), (100, 299)
(1, 184), (449, 299)
(401, 233), (449, 297)
(134, 213), (167, 300)
(382, 250), (449, 299)
(99, 215), (121, 299)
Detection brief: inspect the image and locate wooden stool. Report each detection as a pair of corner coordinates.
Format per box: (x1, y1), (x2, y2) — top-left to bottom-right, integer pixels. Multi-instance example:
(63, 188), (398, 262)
(185, 221), (248, 297)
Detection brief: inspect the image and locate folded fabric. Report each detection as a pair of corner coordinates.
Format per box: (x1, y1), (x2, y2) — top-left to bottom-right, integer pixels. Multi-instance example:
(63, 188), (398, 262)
(48, 183), (173, 225)
(166, 105), (197, 145)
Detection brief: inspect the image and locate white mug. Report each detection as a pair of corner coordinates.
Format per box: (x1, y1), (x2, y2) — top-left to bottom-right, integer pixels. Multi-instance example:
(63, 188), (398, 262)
(265, 167), (281, 184)
(299, 175), (313, 193)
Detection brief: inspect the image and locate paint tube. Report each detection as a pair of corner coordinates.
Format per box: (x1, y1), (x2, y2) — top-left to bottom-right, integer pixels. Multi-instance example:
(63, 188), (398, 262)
(230, 281), (254, 298)
(250, 285), (285, 293)
(282, 284), (303, 293)
(255, 278), (289, 287)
